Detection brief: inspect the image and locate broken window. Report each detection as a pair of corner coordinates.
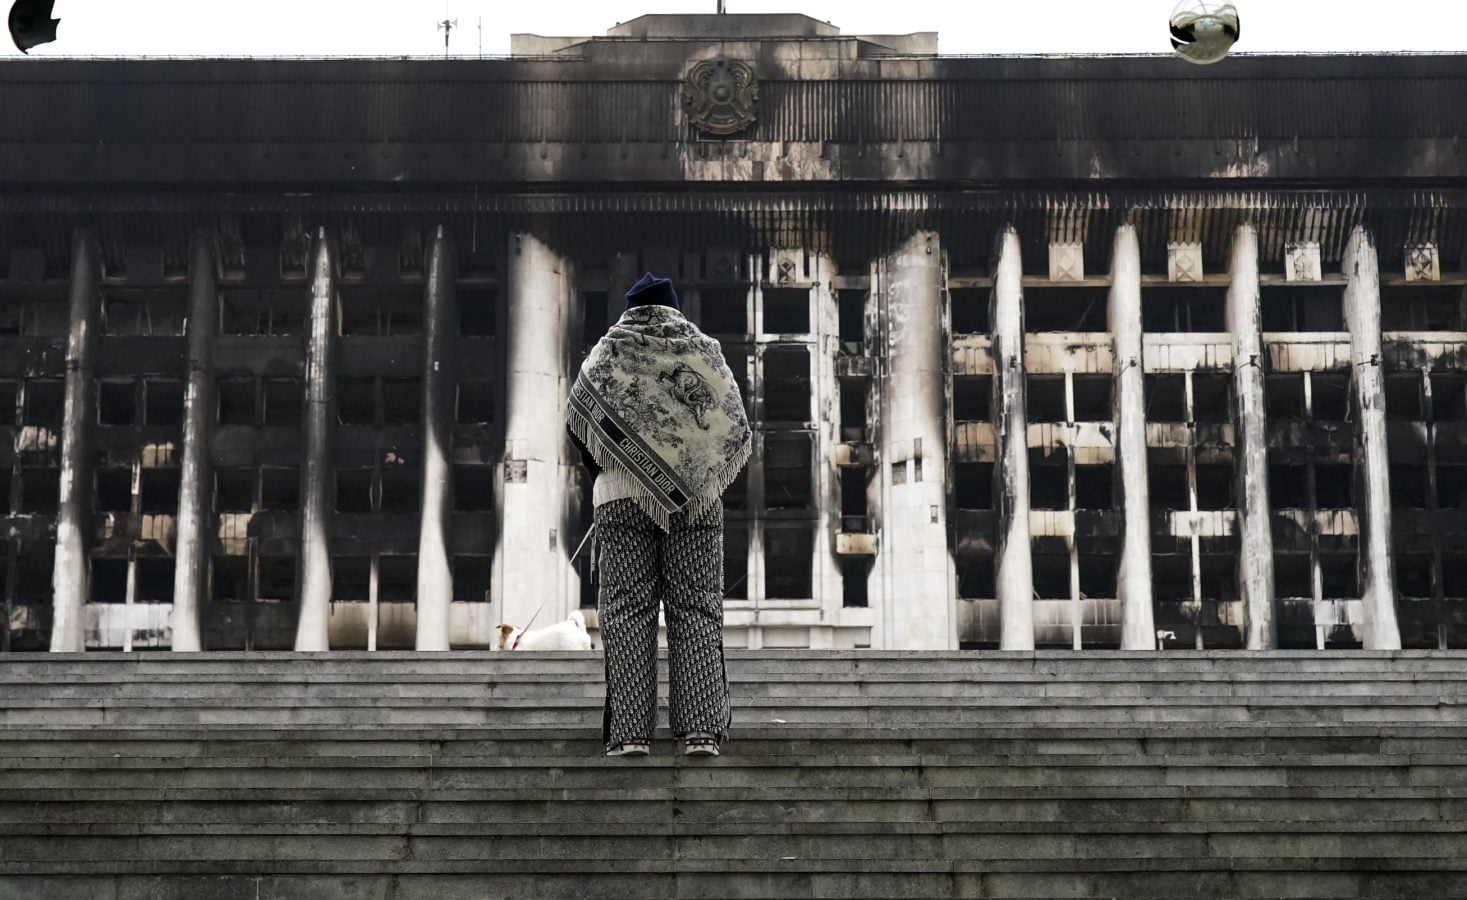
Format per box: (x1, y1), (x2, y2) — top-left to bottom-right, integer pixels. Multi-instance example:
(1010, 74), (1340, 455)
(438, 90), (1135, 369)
(24, 380), (65, 429)
(723, 468), (748, 511)
(762, 347), (810, 423)
(381, 379), (419, 426)
(1142, 286), (1226, 332)
(1194, 463), (1233, 510)
(1384, 373), (1424, 421)
(723, 525), (748, 599)
(1074, 464), (1113, 511)
(952, 375), (991, 421)
(1152, 554), (1192, 604)
(837, 290), (867, 347)
(144, 380), (184, 427)
(19, 468), (59, 512)
(96, 469), (133, 513)
(23, 300), (69, 337)
(842, 557), (872, 607)
(722, 348), (750, 414)
(105, 288), (187, 336)
(1314, 463), (1353, 508)
(1029, 446), (1069, 510)
(211, 557), (249, 603)
(763, 433), (812, 510)
(1390, 464), (1429, 508)
(90, 559), (129, 603)
(699, 287), (748, 335)
(1025, 287), (1107, 332)
(949, 288), (989, 335)
(1265, 374), (1305, 420)
(580, 291), (609, 344)
(1398, 553), (1434, 598)
(335, 468), (374, 513)
(457, 287), (499, 337)
(217, 379), (256, 427)
(452, 556), (492, 603)
(333, 556), (370, 602)
(1026, 376), (1066, 423)
(0, 380), (17, 423)
(955, 462), (994, 510)
(1269, 464), (1309, 508)
(1437, 465), (1467, 509)
(1031, 551), (1070, 599)
(764, 525), (812, 599)
(956, 554), (995, 599)
(135, 558), (175, 602)
(1443, 555), (1467, 597)
(453, 465), (495, 512)
(1310, 373), (1349, 421)
(377, 555), (418, 604)
(456, 381), (496, 425)
(339, 288), (423, 336)
(262, 379), (302, 426)
(139, 469), (180, 515)
(1145, 374), (1186, 422)
(1078, 554), (1117, 598)
(1381, 285), (1467, 331)
(1198, 555), (1237, 601)
(841, 466), (868, 523)
(221, 289), (305, 336)
(1148, 463), (1189, 510)
(1191, 374), (1231, 423)
(762, 288), (809, 334)
(256, 556), (296, 601)
(259, 467), (299, 511)
(215, 468), (255, 513)
(1319, 551), (1359, 597)
(1430, 374), (1467, 420)
(1261, 286), (1344, 331)
(840, 377), (868, 437)
(1071, 376), (1112, 422)
(99, 381), (138, 427)
(378, 466), (420, 514)
(337, 378), (376, 426)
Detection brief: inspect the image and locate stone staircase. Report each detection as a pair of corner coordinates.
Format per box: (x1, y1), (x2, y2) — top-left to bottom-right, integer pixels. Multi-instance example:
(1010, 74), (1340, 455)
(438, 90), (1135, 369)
(2, 650), (1466, 899)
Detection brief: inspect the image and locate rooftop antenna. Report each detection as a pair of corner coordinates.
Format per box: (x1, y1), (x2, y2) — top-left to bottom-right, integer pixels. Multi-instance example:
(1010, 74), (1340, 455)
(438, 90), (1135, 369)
(437, 2), (458, 57)
(477, 17), (483, 57)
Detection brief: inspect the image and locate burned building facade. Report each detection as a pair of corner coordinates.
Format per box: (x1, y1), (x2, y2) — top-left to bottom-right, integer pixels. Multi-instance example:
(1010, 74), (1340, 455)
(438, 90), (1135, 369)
(1, 14), (1464, 653)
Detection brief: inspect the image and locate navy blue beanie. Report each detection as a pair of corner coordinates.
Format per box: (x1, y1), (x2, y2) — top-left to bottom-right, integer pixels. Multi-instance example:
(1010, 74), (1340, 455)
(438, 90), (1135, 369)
(625, 272), (680, 310)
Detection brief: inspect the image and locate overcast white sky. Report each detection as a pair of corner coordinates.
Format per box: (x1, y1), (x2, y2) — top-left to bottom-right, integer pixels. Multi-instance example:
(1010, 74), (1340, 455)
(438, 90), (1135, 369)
(5, 1), (1464, 57)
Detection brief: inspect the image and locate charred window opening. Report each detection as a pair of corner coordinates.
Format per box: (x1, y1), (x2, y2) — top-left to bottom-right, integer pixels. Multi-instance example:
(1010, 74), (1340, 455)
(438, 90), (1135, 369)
(1198, 555), (1237, 601)
(1078, 554), (1117, 598)
(99, 381), (138, 427)
(452, 556), (492, 603)
(218, 379), (256, 426)
(764, 525), (812, 599)
(24, 380), (65, 429)
(96, 469), (133, 513)
(382, 379), (419, 426)
(1310, 374), (1349, 421)
(699, 287), (748, 335)
(723, 468), (748, 511)
(1381, 285), (1467, 331)
(955, 462), (994, 510)
(837, 290), (867, 348)
(1319, 552), (1358, 598)
(1444, 555), (1467, 597)
(260, 467), (300, 512)
(105, 288), (187, 336)
(1145, 374), (1186, 422)
(256, 556), (296, 601)
(762, 288), (809, 334)
(0, 475), (10, 513)
(722, 348), (750, 413)
(0, 381), (16, 422)
(20, 299), (68, 337)
(1390, 464), (1428, 508)
(135, 558), (175, 602)
(1072, 376), (1112, 422)
(262, 380), (302, 426)
(1262, 286), (1345, 332)
(952, 375), (991, 421)
(1195, 463), (1233, 510)
(1265, 374), (1305, 420)
(762, 348), (810, 423)
(1398, 554), (1434, 597)
(1431, 374), (1467, 420)
(378, 466), (419, 514)
(841, 466), (868, 523)
(222, 290), (293, 335)
(90, 559), (128, 603)
(842, 557), (872, 607)
(839, 377), (868, 437)
(335, 468), (374, 514)
(1074, 464), (1113, 511)
(580, 290), (609, 344)
(1149, 463), (1189, 510)
(1152, 554), (1192, 604)
(1192, 374), (1231, 423)
(378, 556), (418, 604)
(1026, 376), (1066, 423)
(1142, 286), (1226, 332)
(19, 468), (59, 513)
(339, 288), (423, 337)
(1314, 463), (1353, 508)
(333, 556), (370, 602)
(458, 288), (499, 337)
(454, 465), (495, 512)
(215, 468), (255, 513)
(211, 557), (249, 603)
(1025, 287), (1108, 332)
(15, 553), (53, 606)
(1269, 464), (1309, 508)
(1031, 551), (1070, 599)
(337, 379), (376, 427)
(763, 433), (812, 511)
(139, 470), (180, 515)
(144, 381), (184, 427)
(1437, 465), (1467, 509)
(1029, 446), (1069, 510)
(1385, 373), (1424, 421)
(949, 288), (989, 335)
(957, 554), (995, 599)
(456, 381), (496, 425)
(723, 526), (748, 599)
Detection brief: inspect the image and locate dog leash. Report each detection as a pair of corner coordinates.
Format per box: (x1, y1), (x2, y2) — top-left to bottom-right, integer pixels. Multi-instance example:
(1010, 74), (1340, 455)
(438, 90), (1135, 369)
(513, 523), (599, 650)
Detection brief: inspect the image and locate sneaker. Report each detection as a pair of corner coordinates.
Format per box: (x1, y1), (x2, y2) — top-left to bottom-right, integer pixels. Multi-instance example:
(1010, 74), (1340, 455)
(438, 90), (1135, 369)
(683, 732), (721, 757)
(605, 741), (650, 757)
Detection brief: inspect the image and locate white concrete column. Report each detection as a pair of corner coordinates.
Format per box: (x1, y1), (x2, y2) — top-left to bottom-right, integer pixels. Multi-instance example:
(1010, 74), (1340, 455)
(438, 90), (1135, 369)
(492, 231), (578, 631)
(293, 228), (336, 652)
(1108, 224), (1156, 650)
(49, 228), (102, 652)
(415, 226), (457, 651)
(876, 231), (953, 649)
(1343, 225), (1401, 650)
(170, 229), (218, 652)
(991, 226), (1034, 651)
(1226, 223), (1277, 649)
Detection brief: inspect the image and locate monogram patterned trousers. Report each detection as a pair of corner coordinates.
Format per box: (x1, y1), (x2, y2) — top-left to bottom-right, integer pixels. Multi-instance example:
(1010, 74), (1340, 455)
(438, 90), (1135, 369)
(593, 497), (731, 749)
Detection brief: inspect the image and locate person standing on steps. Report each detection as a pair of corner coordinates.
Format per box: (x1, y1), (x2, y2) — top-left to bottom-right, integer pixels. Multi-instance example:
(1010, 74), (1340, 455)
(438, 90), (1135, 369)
(566, 272), (752, 758)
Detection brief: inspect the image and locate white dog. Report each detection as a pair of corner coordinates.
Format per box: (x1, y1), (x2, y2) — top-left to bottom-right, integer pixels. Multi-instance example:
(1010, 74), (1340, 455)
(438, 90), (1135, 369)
(496, 610), (593, 651)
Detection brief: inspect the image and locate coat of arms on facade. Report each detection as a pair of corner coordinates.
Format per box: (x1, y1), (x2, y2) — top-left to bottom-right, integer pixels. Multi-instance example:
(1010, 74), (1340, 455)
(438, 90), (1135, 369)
(682, 57), (759, 136)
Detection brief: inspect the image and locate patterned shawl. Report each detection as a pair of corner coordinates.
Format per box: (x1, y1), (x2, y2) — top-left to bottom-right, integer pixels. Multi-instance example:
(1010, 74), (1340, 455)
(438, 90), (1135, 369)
(567, 304), (752, 532)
